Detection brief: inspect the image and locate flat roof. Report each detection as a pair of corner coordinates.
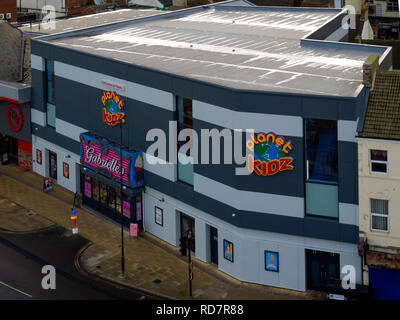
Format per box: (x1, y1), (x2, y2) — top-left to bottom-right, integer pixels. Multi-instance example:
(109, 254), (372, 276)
(37, 5), (390, 97)
(19, 8), (163, 35)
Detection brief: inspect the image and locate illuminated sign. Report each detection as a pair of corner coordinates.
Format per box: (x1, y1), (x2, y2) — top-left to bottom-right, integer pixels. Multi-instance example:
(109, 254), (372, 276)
(80, 133), (143, 188)
(246, 132), (294, 176)
(101, 91), (125, 126)
(6, 104), (23, 132)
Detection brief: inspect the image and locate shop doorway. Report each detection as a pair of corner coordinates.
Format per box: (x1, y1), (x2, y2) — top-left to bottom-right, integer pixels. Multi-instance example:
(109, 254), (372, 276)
(80, 173), (143, 229)
(0, 135), (18, 164)
(180, 213), (195, 253)
(49, 150), (57, 180)
(306, 249), (340, 291)
(210, 226), (218, 265)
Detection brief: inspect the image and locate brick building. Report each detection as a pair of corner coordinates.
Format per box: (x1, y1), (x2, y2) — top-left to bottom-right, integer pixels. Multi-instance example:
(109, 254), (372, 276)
(0, 0), (17, 23)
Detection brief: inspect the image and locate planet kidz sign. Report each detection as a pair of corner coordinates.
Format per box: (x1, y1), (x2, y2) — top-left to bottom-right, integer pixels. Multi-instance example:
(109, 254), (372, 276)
(101, 91), (125, 126)
(246, 132), (294, 176)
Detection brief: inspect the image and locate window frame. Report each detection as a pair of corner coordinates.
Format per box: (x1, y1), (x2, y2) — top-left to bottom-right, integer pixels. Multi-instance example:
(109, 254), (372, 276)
(370, 198), (389, 233)
(369, 149), (388, 175)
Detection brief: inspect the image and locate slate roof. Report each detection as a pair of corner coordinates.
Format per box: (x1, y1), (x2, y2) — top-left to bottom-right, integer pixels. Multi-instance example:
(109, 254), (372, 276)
(359, 70), (400, 140)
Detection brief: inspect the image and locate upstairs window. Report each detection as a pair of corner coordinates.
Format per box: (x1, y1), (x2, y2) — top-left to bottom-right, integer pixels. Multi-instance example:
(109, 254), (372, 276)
(387, 1), (399, 11)
(305, 119), (338, 184)
(370, 150), (387, 174)
(177, 96), (193, 186)
(45, 59), (56, 128)
(46, 60), (55, 105)
(370, 199), (389, 232)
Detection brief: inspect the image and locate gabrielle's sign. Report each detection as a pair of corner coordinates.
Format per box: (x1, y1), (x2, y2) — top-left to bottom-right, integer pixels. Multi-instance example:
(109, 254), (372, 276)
(80, 133), (143, 188)
(246, 132), (294, 176)
(101, 91), (125, 126)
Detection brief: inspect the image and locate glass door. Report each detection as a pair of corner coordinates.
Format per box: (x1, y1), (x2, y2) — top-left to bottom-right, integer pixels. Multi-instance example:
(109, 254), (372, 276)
(49, 151), (57, 180)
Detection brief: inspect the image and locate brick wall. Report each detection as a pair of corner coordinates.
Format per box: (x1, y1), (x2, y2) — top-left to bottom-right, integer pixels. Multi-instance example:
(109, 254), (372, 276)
(0, 0), (17, 23)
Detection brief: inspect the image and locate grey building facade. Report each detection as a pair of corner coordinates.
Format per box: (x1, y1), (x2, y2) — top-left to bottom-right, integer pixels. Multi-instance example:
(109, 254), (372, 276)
(29, 2), (392, 291)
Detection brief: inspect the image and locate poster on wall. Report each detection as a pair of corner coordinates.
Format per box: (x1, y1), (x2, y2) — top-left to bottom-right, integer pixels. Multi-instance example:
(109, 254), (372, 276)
(63, 162), (69, 179)
(36, 149), (42, 165)
(155, 207), (163, 226)
(123, 200), (131, 218)
(223, 239), (234, 263)
(84, 181), (92, 198)
(265, 251), (279, 272)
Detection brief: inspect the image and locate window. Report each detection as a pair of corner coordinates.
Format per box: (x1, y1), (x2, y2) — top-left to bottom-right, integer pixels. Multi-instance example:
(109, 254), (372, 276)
(305, 119), (338, 184)
(305, 119), (338, 218)
(370, 150), (388, 174)
(387, 1), (399, 11)
(45, 59), (56, 127)
(370, 199), (389, 232)
(177, 96), (194, 185)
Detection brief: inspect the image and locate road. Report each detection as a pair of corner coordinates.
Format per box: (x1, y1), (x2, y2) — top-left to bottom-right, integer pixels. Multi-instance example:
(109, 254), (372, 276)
(0, 226), (156, 300)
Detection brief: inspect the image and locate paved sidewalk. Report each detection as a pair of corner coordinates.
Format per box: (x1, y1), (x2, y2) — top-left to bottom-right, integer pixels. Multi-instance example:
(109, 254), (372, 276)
(0, 164), (325, 300)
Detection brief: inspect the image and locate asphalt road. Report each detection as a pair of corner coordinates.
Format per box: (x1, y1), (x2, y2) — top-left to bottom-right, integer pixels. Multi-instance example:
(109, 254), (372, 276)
(0, 226), (155, 300)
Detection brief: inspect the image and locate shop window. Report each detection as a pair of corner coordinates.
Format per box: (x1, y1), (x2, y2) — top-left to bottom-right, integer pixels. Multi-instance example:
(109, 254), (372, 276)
(177, 96), (194, 186)
(100, 182), (107, 205)
(371, 199), (389, 232)
(370, 150), (387, 174)
(45, 59), (56, 128)
(305, 119), (338, 219)
(116, 189), (122, 214)
(92, 179), (99, 202)
(108, 186), (116, 210)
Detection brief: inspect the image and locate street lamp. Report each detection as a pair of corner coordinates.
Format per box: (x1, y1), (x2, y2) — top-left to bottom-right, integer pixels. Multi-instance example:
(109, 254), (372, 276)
(187, 230), (193, 297)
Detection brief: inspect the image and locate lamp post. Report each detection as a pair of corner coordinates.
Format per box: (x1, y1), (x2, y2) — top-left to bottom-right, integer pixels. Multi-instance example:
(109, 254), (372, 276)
(187, 230), (193, 297)
(120, 120), (125, 278)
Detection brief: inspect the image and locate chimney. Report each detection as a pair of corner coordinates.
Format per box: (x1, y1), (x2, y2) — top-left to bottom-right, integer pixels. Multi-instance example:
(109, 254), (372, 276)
(362, 54), (379, 88)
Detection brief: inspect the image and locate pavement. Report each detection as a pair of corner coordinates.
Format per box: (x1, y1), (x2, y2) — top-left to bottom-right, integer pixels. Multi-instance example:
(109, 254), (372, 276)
(0, 164), (326, 300)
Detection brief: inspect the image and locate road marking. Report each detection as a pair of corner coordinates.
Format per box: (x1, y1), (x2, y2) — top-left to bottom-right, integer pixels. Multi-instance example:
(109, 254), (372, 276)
(0, 280), (32, 298)
(138, 295), (146, 300)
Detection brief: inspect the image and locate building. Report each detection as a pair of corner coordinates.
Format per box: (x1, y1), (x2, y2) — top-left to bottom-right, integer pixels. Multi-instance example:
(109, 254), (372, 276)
(0, 21), (32, 170)
(357, 68), (400, 299)
(29, 2), (392, 292)
(0, 0), (17, 23)
(18, 0), (171, 19)
(345, 0), (399, 40)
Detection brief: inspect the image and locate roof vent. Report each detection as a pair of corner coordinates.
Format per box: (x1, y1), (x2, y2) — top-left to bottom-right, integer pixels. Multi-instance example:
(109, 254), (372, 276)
(363, 54), (379, 88)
